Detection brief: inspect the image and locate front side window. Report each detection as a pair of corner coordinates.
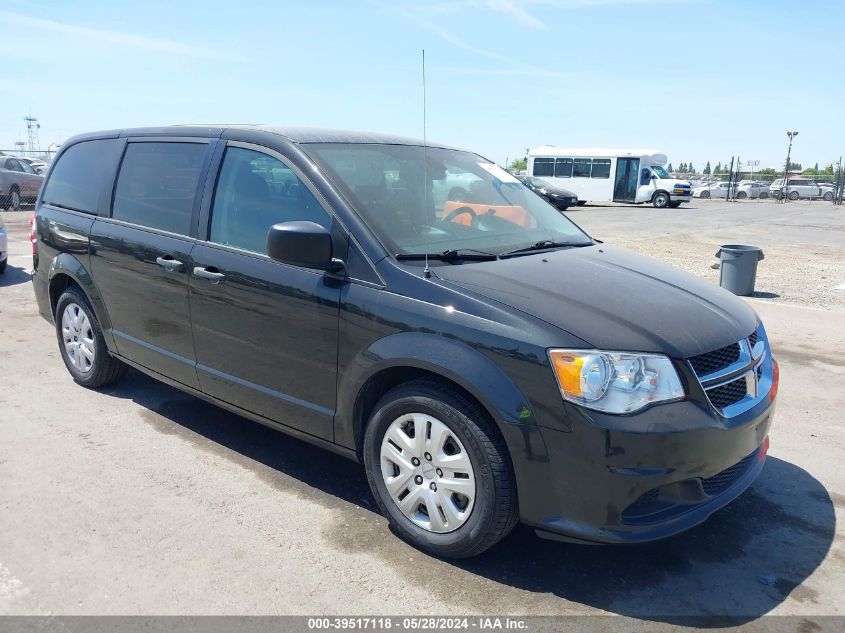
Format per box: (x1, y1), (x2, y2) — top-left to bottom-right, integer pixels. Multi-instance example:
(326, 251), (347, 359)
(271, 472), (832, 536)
(572, 159), (591, 178)
(42, 139), (124, 214)
(307, 143), (591, 257)
(532, 158), (554, 177)
(19, 161), (37, 174)
(112, 142), (207, 235)
(209, 147), (330, 254)
(5, 158), (23, 172)
(554, 158), (573, 178)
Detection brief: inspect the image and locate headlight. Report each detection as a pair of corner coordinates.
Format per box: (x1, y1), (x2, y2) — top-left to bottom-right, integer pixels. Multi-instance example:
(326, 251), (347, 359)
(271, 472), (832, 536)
(548, 349), (684, 414)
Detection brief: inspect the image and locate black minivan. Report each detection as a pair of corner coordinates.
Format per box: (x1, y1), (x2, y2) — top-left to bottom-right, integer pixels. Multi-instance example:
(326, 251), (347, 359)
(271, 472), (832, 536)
(32, 126), (778, 558)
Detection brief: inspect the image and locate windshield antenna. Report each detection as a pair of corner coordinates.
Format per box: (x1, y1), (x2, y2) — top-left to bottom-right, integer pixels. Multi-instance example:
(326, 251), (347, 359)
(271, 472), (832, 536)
(422, 49), (431, 278)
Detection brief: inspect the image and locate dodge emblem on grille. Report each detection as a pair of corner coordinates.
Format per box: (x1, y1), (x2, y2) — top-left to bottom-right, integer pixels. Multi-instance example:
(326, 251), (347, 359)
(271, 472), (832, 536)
(744, 370), (758, 398)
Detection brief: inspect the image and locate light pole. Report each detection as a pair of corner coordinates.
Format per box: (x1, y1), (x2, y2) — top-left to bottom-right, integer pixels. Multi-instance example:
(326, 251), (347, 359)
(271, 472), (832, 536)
(783, 131), (798, 202)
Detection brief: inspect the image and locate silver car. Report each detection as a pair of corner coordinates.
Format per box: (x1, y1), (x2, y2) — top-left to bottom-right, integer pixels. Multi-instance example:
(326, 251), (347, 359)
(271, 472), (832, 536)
(735, 181), (770, 199)
(0, 156), (45, 210)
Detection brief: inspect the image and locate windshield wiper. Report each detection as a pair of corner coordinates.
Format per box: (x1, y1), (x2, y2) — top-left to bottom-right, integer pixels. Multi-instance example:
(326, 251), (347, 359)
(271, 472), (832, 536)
(395, 248), (498, 262)
(499, 239), (592, 258)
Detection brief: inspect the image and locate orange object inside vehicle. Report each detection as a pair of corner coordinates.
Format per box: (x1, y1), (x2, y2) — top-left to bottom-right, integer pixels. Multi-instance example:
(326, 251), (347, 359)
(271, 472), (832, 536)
(442, 201), (534, 228)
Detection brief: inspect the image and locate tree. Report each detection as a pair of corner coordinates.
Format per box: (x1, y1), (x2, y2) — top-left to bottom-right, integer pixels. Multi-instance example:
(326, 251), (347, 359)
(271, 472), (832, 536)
(824, 163), (834, 174)
(667, 162), (674, 172)
(715, 162), (722, 174)
(509, 157), (527, 171)
(814, 162), (819, 171)
(704, 161), (711, 175)
(688, 163), (695, 174)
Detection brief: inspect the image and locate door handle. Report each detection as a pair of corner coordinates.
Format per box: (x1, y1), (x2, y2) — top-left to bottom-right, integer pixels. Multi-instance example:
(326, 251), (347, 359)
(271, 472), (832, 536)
(155, 256), (183, 272)
(193, 266), (225, 283)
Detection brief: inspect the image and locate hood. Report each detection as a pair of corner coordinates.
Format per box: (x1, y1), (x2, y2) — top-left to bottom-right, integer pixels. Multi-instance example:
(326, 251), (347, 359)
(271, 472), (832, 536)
(433, 245), (757, 359)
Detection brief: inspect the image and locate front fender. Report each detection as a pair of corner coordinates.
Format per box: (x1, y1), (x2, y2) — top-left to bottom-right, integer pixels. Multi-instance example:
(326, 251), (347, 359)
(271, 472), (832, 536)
(336, 330), (546, 450)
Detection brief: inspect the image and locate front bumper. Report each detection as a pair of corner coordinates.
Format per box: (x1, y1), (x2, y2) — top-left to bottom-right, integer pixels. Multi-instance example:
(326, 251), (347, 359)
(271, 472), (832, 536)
(519, 381), (776, 544)
(670, 191), (691, 202)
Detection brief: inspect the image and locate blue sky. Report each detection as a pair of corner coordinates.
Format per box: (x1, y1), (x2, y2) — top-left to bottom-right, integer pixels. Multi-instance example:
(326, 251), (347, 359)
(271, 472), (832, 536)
(1, 0), (843, 170)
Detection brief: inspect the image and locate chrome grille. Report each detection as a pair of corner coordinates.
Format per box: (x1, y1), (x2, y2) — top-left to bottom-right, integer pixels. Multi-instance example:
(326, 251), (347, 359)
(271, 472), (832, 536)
(687, 326), (768, 417)
(707, 379), (748, 409)
(688, 343), (740, 375)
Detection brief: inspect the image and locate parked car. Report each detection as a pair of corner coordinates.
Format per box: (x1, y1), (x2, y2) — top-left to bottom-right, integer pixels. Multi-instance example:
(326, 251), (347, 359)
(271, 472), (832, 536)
(516, 175), (578, 210)
(769, 178), (834, 201)
(0, 215), (7, 274)
(33, 126), (777, 558)
(18, 157), (49, 175)
(1, 156), (45, 209)
(735, 182), (770, 199)
(692, 181), (732, 198)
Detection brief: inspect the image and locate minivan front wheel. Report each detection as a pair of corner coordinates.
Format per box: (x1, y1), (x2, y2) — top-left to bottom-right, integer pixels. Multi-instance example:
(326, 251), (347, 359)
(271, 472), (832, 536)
(55, 287), (126, 388)
(363, 379), (518, 558)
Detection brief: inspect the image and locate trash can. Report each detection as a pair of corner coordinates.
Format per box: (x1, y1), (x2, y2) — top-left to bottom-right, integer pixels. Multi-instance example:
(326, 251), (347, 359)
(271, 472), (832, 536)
(715, 244), (764, 296)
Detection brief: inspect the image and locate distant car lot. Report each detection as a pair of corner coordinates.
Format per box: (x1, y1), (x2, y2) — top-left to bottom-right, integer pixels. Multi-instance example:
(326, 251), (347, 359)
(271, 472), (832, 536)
(1, 202), (843, 620)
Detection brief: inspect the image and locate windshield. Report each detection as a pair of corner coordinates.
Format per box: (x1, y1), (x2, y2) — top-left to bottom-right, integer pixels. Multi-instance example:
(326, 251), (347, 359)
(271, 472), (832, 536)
(650, 165), (672, 179)
(527, 177), (550, 189)
(307, 144), (591, 257)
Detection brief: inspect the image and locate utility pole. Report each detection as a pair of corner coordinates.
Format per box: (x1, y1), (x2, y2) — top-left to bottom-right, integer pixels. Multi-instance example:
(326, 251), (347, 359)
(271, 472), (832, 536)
(783, 131), (798, 202)
(24, 116), (41, 155)
(727, 157), (735, 200)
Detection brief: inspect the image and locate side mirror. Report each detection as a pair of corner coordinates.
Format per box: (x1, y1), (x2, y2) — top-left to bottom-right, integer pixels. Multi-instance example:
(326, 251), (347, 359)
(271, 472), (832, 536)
(266, 221), (344, 272)
(650, 173), (658, 180)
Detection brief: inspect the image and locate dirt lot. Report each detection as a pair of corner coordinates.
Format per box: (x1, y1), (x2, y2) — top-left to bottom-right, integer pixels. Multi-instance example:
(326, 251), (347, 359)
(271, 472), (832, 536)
(0, 206), (843, 623)
(569, 198), (845, 310)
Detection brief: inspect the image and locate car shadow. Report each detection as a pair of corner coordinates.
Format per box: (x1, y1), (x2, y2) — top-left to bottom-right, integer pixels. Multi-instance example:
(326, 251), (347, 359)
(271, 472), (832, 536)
(100, 369), (835, 625)
(0, 262), (32, 287)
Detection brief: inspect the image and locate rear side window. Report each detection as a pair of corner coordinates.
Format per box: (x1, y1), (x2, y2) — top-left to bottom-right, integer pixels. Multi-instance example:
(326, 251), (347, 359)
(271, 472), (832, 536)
(42, 139), (123, 214)
(554, 158), (573, 178)
(591, 159), (611, 178)
(532, 158), (554, 177)
(572, 158), (592, 178)
(112, 142), (207, 235)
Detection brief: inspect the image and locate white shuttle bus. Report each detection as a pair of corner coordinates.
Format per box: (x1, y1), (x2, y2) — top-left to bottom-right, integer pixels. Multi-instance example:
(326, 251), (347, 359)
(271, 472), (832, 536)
(527, 147), (692, 208)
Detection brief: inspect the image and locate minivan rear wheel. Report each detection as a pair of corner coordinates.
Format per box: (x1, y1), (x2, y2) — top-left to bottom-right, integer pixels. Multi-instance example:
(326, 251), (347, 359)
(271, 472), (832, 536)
(788, 190), (799, 201)
(363, 379), (518, 558)
(55, 286), (127, 388)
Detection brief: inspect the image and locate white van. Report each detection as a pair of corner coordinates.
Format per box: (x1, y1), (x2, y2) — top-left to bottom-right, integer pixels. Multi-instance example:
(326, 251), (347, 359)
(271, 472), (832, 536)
(527, 147), (692, 208)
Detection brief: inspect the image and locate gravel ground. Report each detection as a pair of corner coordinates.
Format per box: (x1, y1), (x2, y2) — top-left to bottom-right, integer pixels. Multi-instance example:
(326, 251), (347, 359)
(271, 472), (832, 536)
(569, 198), (845, 310)
(1, 207), (844, 623)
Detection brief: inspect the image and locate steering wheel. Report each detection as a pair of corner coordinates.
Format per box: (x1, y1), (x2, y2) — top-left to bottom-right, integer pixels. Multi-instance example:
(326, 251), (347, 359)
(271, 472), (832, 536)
(444, 206), (478, 225)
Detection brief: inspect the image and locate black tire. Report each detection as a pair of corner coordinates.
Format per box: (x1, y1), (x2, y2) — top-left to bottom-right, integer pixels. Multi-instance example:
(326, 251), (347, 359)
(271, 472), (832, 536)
(8, 186), (20, 211)
(0, 258), (6, 274)
(736, 191), (747, 199)
(652, 191), (670, 208)
(759, 191), (769, 199)
(788, 190), (799, 201)
(55, 286), (127, 388)
(823, 191), (833, 201)
(667, 201), (682, 208)
(576, 200), (586, 206)
(700, 190), (711, 199)
(363, 379), (518, 558)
